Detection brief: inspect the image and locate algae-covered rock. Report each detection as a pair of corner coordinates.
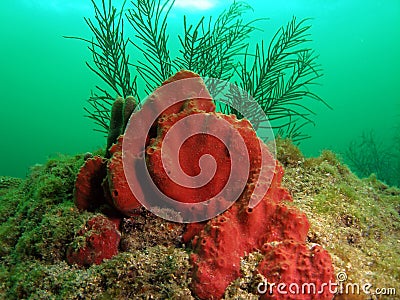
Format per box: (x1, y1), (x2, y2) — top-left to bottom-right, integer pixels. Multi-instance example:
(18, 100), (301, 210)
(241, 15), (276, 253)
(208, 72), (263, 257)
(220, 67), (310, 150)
(14, 202), (92, 263)
(0, 154), (88, 259)
(279, 141), (400, 300)
(0, 140), (399, 299)
(7, 246), (191, 299)
(0, 153), (192, 299)
(66, 214), (121, 266)
(276, 137), (305, 167)
(120, 207), (185, 252)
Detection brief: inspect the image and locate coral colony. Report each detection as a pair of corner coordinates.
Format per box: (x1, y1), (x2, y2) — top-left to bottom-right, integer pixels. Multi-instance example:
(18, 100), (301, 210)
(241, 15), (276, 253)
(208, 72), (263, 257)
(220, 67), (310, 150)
(73, 71), (335, 299)
(1, 1), (399, 298)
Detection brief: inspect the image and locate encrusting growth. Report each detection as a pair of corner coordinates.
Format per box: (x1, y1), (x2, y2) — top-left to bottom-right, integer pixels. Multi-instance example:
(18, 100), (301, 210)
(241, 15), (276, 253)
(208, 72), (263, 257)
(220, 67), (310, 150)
(73, 70), (335, 299)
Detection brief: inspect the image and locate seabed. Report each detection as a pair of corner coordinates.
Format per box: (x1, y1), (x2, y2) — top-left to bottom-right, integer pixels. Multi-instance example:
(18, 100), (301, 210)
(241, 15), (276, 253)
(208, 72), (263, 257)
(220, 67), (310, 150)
(0, 139), (399, 299)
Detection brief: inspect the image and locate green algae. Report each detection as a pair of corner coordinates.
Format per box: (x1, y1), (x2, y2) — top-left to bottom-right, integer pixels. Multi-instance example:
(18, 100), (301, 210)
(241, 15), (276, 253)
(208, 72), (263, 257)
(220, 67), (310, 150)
(279, 139), (400, 299)
(14, 202), (92, 263)
(0, 154), (86, 259)
(0, 153), (192, 299)
(0, 140), (399, 299)
(6, 246), (191, 299)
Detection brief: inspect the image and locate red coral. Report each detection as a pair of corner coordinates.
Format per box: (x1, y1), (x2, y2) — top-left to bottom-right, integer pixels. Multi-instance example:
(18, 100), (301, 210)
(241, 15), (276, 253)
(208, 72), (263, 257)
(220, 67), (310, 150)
(258, 240), (334, 300)
(182, 141), (279, 243)
(73, 71), (214, 217)
(189, 163), (312, 299)
(71, 70), (334, 299)
(146, 111), (266, 223)
(104, 70), (215, 216)
(66, 215), (121, 266)
(73, 156), (107, 211)
(106, 135), (142, 215)
(159, 69), (216, 115)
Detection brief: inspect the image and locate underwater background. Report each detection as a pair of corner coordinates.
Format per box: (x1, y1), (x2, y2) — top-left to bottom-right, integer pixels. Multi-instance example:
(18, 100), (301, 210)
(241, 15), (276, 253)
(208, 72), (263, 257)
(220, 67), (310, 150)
(0, 0), (399, 179)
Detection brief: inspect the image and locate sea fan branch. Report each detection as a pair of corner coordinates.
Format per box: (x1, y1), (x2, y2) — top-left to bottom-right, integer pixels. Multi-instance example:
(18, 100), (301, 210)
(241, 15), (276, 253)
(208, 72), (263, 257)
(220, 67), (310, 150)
(64, 0), (137, 132)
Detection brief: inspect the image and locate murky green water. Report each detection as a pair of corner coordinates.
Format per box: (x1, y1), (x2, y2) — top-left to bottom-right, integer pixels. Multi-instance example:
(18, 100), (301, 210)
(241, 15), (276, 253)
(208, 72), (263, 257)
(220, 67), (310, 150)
(1, 0), (399, 181)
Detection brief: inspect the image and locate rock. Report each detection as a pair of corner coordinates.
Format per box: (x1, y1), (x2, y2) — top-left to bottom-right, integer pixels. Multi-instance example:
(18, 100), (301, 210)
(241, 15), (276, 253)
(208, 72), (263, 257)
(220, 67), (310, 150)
(66, 215), (121, 266)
